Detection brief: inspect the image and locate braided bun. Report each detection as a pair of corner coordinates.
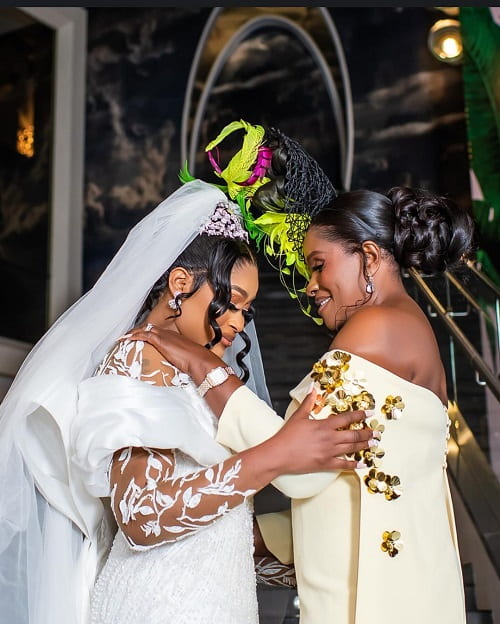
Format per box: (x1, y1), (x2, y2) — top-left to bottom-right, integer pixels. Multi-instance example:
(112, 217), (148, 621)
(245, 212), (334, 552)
(251, 140), (288, 214)
(251, 127), (337, 218)
(389, 186), (474, 274)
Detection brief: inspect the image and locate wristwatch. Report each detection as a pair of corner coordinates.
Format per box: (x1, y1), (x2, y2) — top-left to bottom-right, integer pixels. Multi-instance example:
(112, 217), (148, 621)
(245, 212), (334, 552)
(197, 366), (235, 398)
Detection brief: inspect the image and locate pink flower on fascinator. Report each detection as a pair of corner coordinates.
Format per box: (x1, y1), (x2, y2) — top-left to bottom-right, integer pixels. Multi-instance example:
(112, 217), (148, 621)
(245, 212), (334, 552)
(199, 201), (249, 243)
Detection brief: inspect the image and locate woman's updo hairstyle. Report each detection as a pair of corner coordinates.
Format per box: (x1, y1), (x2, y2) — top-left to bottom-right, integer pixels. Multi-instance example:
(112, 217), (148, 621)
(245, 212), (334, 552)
(389, 186), (474, 274)
(310, 186), (475, 275)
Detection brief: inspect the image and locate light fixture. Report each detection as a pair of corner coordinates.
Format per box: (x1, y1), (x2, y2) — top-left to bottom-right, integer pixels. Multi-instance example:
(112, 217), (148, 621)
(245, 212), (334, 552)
(434, 7), (459, 17)
(428, 18), (463, 64)
(16, 76), (35, 158)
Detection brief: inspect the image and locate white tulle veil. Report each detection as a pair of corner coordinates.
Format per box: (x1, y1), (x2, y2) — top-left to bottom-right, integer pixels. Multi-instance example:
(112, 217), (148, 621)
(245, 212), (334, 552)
(0, 179), (270, 624)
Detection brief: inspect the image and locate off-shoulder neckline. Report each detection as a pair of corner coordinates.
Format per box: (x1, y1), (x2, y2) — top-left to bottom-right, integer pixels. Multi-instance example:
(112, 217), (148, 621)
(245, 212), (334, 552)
(323, 348), (448, 411)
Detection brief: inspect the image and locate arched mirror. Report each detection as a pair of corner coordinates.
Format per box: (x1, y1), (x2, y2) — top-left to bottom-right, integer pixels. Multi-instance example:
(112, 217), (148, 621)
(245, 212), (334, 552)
(181, 7), (354, 191)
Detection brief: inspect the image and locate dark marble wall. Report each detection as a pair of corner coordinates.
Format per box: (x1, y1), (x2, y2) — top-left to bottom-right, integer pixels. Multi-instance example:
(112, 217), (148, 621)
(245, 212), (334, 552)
(84, 7), (211, 289)
(83, 6), (470, 416)
(0, 16), (53, 343)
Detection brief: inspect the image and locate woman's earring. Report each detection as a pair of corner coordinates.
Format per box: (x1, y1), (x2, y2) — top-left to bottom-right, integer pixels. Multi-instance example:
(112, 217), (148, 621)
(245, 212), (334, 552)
(168, 291), (182, 310)
(366, 275), (374, 294)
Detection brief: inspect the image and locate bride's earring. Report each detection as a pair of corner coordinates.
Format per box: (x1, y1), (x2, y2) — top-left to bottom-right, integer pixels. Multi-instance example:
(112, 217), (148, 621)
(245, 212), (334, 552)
(366, 275), (374, 294)
(168, 291), (182, 310)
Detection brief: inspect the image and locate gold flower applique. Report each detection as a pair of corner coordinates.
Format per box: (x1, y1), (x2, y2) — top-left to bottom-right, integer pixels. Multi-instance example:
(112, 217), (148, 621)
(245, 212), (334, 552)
(311, 352), (349, 394)
(352, 391), (375, 411)
(381, 395), (405, 420)
(381, 530), (403, 557)
(364, 469), (402, 501)
(354, 445), (385, 469)
(443, 410), (452, 468)
(310, 353), (375, 418)
(350, 419), (385, 467)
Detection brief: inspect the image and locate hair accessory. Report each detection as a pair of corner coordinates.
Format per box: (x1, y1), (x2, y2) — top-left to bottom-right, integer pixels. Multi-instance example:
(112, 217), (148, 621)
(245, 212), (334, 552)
(179, 119), (337, 323)
(366, 275), (374, 295)
(168, 291), (182, 310)
(199, 201), (249, 243)
(203, 120), (336, 324)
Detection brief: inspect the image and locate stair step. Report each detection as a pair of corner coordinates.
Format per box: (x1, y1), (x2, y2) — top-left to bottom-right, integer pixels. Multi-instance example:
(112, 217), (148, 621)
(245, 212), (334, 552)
(466, 612), (493, 624)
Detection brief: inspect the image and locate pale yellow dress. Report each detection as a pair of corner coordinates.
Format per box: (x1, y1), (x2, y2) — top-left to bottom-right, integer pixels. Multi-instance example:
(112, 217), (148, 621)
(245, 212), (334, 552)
(216, 349), (466, 624)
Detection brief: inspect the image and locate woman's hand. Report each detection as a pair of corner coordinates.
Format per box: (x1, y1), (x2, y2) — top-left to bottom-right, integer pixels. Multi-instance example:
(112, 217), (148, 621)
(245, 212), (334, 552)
(123, 324), (222, 379)
(268, 387), (376, 473)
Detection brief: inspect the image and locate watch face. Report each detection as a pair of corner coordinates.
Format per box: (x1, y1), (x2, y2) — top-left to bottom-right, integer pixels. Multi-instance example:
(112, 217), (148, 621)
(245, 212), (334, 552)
(207, 367), (227, 386)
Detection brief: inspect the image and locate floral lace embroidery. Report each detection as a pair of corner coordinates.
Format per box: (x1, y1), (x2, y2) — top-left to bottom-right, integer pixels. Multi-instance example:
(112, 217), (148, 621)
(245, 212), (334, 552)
(96, 338), (191, 387)
(254, 556), (297, 588)
(111, 447), (255, 550)
(97, 338), (256, 551)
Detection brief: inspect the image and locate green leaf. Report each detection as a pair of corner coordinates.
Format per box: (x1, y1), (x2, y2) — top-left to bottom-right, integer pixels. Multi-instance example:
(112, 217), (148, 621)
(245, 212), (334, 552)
(178, 161), (196, 184)
(460, 8), (500, 245)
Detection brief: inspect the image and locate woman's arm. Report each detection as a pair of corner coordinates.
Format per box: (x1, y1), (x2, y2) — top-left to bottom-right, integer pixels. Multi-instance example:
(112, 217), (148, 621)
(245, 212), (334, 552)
(109, 387), (369, 549)
(101, 338), (373, 549)
(123, 325), (372, 436)
(123, 327), (376, 496)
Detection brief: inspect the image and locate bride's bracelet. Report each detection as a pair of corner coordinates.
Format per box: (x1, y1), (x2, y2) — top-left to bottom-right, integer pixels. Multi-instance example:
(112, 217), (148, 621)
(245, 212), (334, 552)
(254, 555), (297, 588)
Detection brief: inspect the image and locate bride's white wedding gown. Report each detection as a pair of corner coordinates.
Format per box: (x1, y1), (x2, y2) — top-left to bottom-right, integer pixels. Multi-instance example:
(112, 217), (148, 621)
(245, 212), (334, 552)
(72, 339), (259, 624)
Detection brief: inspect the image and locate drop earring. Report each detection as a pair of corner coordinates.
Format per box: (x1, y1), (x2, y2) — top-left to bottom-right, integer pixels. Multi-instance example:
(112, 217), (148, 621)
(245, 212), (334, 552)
(366, 275), (374, 295)
(168, 291), (182, 310)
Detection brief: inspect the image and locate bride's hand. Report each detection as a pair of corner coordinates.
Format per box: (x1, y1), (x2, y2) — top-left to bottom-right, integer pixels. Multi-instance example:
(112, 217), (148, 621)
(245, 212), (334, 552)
(123, 324), (222, 376)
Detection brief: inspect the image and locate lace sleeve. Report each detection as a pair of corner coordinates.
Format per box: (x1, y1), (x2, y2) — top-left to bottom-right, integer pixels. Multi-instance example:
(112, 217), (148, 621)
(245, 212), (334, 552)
(110, 446), (255, 550)
(98, 339), (256, 549)
(254, 556), (297, 588)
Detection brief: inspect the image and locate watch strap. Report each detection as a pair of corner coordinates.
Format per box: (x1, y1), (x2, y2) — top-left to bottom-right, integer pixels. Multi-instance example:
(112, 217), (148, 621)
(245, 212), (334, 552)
(197, 365), (235, 398)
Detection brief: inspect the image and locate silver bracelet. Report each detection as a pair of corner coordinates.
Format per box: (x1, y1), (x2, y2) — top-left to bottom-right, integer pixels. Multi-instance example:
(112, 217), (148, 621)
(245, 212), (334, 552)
(197, 365), (235, 398)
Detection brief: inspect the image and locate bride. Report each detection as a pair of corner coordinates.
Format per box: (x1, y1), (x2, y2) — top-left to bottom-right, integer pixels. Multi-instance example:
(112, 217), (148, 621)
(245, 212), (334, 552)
(0, 178), (374, 622)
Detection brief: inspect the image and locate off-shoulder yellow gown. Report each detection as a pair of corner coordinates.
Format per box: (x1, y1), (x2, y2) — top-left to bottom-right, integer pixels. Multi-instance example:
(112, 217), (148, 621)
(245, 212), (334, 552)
(216, 349), (466, 624)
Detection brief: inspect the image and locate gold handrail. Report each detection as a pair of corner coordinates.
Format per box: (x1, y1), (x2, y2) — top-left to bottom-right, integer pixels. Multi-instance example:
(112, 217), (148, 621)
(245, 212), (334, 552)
(408, 268), (500, 403)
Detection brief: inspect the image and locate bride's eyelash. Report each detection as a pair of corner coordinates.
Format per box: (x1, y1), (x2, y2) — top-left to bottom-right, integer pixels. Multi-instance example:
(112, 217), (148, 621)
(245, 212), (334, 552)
(228, 302), (249, 313)
(311, 263), (324, 272)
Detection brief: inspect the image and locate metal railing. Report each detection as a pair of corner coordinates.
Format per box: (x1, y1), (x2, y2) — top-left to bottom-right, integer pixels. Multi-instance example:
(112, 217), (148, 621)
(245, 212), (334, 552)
(408, 267), (500, 403)
(407, 262), (500, 584)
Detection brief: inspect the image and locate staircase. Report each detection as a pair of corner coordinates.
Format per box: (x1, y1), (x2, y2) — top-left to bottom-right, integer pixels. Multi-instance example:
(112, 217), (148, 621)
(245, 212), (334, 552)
(463, 563), (493, 623)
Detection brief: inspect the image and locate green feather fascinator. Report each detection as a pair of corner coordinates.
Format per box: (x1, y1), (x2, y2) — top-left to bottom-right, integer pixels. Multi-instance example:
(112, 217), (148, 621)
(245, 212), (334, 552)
(180, 119), (337, 322)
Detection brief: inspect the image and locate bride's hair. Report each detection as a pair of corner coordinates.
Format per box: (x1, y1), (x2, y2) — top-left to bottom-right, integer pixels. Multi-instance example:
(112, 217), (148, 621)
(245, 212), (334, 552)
(135, 234), (257, 382)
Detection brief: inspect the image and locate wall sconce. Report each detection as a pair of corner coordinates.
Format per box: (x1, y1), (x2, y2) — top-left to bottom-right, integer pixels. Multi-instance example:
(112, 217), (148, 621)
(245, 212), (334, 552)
(17, 76), (35, 158)
(17, 116), (34, 158)
(428, 18), (463, 64)
(434, 7), (459, 17)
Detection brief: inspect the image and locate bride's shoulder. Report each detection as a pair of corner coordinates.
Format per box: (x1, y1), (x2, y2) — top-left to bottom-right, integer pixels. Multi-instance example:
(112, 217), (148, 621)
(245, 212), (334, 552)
(96, 338), (178, 386)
